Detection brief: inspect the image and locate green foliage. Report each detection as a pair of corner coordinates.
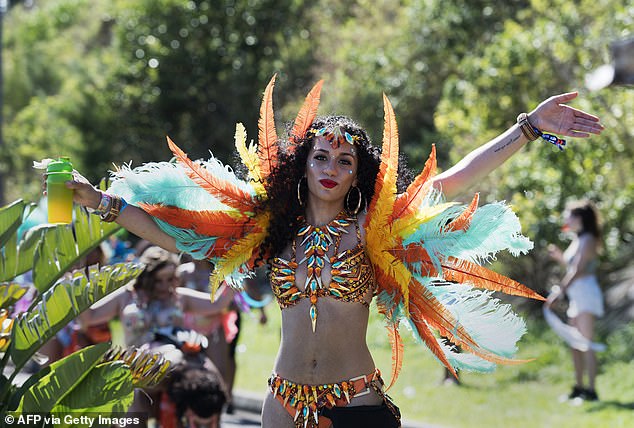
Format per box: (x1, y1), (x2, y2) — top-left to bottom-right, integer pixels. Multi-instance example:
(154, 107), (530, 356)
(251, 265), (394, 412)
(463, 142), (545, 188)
(3, 0), (318, 200)
(433, 0), (633, 290)
(0, 200), (169, 416)
(237, 303), (634, 428)
(3, 0), (632, 362)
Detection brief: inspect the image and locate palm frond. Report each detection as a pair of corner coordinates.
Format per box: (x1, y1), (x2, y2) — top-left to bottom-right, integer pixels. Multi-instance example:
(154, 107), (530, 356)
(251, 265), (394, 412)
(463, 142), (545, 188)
(51, 361), (135, 421)
(14, 343), (110, 413)
(0, 200), (38, 282)
(9, 262), (144, 371)
(0, 284), (27, 310)
(101, 346), (171, 389)
(32, 205), (121, 293)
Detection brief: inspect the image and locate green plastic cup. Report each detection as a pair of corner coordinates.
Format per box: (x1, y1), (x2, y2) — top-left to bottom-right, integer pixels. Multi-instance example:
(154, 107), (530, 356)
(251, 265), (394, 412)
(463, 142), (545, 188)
(46, 157), (74, 223)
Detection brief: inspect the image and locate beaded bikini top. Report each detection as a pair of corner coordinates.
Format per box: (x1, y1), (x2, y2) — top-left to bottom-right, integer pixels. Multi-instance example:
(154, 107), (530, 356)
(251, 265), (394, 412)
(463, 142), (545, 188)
(270, 212), (376, 332)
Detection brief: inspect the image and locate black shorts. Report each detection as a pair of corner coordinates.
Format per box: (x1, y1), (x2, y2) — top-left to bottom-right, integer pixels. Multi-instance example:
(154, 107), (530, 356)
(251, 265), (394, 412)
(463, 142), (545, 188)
(319, 402), (401, 428)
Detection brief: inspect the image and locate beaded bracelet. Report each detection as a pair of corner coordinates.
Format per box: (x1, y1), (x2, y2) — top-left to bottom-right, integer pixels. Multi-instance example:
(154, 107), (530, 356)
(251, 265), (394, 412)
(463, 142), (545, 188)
(517, 112), (566, 151)
(532, 126), (567, 151)
(94, 192), (112, 216)
(101, 195), (128, 222)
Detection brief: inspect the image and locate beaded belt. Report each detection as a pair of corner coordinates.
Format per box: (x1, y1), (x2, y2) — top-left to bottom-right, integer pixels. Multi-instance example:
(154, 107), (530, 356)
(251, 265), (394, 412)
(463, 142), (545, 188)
(268, 368), (382, 428)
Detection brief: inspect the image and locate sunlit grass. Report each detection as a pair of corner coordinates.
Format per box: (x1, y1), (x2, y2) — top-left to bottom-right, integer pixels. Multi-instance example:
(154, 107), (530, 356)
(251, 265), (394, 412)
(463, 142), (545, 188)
(234, 305), (634, 428)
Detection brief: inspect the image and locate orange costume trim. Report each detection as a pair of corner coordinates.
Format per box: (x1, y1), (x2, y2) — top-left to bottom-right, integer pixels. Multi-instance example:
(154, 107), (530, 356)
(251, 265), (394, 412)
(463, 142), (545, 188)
(268, 368), (397, 428)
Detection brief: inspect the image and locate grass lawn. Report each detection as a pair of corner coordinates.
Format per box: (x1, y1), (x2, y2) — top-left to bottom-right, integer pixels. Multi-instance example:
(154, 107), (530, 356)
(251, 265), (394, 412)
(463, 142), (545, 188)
(234, 304), (634, 428)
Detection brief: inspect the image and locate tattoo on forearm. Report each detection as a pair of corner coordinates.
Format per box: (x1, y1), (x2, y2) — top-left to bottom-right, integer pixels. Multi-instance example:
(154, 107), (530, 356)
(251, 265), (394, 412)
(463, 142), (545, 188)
(493, 135), (520, 153)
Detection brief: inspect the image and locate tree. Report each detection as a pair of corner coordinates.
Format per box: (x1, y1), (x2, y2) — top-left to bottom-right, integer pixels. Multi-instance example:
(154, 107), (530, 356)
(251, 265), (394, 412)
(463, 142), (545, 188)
(433, 0), (633, 291)
(2, 0), (318, 199)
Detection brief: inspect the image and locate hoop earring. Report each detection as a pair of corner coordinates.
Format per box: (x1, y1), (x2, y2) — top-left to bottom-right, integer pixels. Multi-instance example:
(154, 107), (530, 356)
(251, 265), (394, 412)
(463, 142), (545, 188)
(346, 186), (363, 215)
(297, 177), (305, 207)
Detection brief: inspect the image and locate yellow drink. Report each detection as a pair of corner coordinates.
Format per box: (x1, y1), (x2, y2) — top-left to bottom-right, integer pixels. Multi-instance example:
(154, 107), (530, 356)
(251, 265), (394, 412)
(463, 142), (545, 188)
(47, 182), (74, 223)
(46, 158), (74, 224)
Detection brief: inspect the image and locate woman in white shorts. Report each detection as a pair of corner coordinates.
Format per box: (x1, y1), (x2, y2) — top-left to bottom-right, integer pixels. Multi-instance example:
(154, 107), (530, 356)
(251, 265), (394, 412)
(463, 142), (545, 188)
(547, 200), (604, 402)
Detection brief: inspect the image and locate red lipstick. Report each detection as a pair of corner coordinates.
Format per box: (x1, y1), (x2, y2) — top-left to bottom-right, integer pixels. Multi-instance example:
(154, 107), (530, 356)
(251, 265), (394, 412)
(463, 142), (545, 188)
(320, 179), (337, 189)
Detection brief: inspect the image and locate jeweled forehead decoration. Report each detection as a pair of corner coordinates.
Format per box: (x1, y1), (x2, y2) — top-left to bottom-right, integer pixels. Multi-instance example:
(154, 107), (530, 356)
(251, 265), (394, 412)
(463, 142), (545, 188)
(309, 126), (361, 149)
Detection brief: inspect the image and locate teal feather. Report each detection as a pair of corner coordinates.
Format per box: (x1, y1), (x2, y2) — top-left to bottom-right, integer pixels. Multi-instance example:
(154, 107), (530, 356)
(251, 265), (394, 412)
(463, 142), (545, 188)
(154, 219), (222, 260)
(424, 279), (527, 358)
(108, 156), (256, 211)
(108, 161), (227, 211)
(402, 199), (532, 272)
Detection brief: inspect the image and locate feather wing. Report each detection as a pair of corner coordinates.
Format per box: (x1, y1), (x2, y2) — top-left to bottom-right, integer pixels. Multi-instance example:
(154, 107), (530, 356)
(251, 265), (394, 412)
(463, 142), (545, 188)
(257, 75), (278, 179)
(289, 80), (324, 145)
(235, 123), (266, 197)
(366, 95), (410, 304)
(167, 136), (257, 212)
(391, 145), (437, 222)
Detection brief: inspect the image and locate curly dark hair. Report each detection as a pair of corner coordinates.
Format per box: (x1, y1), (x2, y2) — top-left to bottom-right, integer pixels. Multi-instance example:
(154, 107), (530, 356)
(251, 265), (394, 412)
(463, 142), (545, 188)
(259, 115), (414, 262)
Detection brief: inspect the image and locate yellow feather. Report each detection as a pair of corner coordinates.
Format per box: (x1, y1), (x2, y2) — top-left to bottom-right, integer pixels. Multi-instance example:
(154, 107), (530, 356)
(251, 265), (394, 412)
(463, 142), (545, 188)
(391, 202), (457, 238)
(209, 213), (270, 296)
(235, 123), (266, 197)
(366, 95), (408, 305)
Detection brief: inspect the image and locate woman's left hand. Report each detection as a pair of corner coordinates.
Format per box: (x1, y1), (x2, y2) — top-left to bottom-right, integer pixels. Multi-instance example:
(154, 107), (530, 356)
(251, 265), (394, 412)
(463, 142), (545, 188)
(528, 92), (604, 138)
(545, 285), (564, 309)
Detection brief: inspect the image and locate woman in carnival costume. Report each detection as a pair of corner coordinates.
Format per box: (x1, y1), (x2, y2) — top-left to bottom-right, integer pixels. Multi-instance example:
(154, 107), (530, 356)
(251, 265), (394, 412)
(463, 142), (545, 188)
(65, 76), (603, 427)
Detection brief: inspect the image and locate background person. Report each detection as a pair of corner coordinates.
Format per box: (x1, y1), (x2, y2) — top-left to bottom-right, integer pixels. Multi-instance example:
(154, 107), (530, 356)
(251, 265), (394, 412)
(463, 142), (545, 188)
(546, 200), (605, 402)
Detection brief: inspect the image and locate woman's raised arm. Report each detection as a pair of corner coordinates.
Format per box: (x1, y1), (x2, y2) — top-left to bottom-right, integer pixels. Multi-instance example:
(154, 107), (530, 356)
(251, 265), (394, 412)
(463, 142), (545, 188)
(65, 173), (179, 253)
(431, 92), (603, 199)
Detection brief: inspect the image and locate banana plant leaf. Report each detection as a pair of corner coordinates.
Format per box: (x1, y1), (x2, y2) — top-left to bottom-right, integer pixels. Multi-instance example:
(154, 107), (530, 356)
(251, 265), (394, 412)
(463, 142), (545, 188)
(0, 200), (28, 248)
(102, 346), (172, 389)
(14, 342), (110, 414)
(51, 361), (135, 428)
(9, 262), (144, 371)
(0, 284), (27, 311)
(32, 205), (121, 293)
(0, 200), (38, 282)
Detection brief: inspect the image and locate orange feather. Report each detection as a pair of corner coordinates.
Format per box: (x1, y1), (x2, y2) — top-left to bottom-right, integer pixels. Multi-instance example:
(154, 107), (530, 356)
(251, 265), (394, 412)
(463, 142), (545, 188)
(408, 281), (479, 351)
(390, 244), (545, 301)
(408, 282), (532, 367)
(366, 94), (400, 222)
(442, 257), (546, 301)
(166, 136), (256, 212)
(385, 323), (404, 391)
(391, 145), (437, 222)
(258, 75), (279, 179)
(407, 306), (458, 378)
(138, 203), (252, 238)
(444, 193), (479, 232)
(289, 80), (324, 146)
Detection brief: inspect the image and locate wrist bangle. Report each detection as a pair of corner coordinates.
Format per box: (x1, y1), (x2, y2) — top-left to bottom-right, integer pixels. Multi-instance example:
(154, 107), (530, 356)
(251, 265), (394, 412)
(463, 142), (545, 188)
(517, 112), (567, 151)
(88, 192), (112, 216)
(101, 195), (123, 222)
(531, 126), (567, 151)
(516, 113), (541, 141)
